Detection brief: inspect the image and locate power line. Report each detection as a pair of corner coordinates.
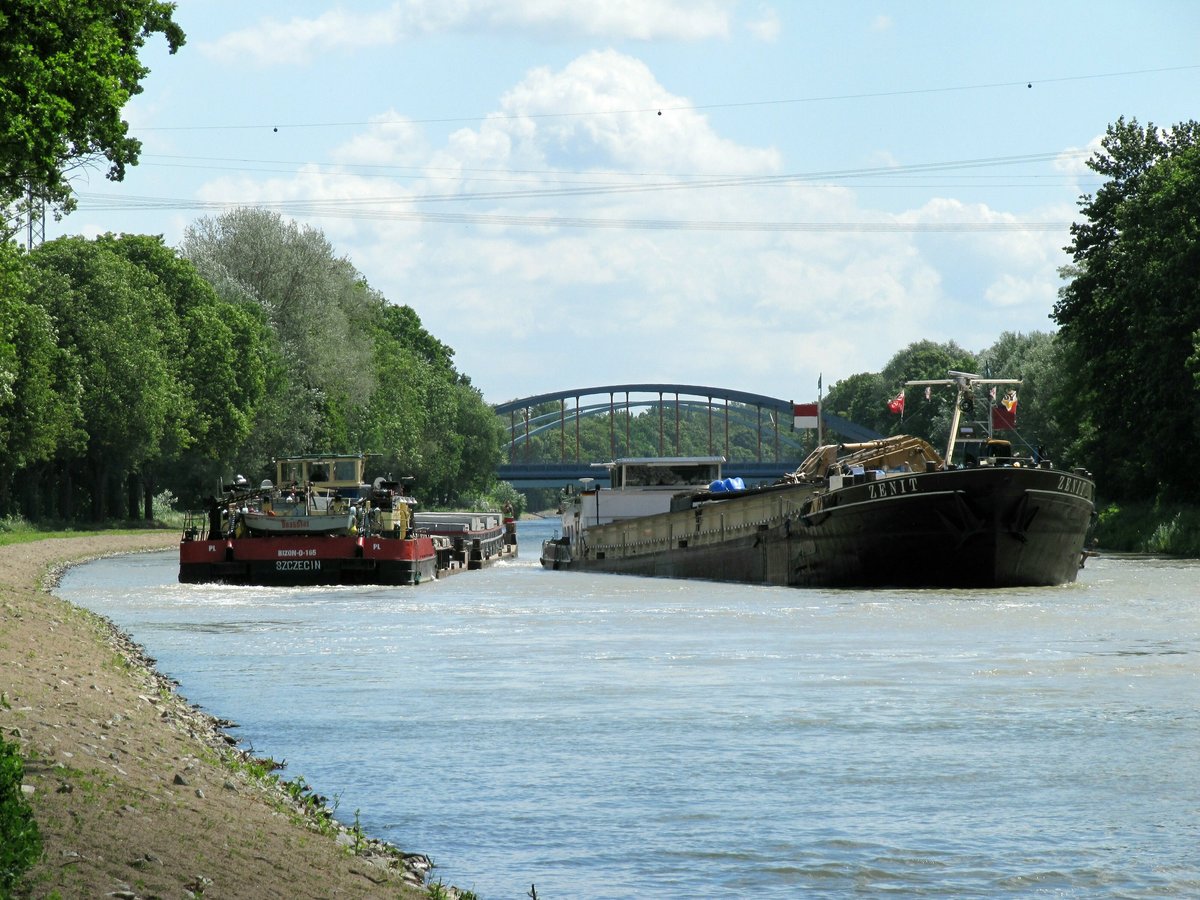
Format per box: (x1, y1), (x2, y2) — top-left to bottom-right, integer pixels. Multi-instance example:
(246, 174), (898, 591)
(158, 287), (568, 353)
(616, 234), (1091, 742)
(118, 148), (1093, 208)
(70, 145), (1095, 234)
(137, 151), (1094, 186)
(137, 63), (1200, 132)
(71, 191), (1070, 233)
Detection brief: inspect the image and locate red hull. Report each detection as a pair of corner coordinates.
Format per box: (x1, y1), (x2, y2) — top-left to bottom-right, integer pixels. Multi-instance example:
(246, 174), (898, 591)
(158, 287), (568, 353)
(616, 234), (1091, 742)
(179, 534), (439, 586)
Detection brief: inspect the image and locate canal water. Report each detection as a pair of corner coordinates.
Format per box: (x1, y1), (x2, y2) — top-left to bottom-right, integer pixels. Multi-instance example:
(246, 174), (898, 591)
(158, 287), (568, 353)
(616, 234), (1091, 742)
(58, 520), (1199, 898)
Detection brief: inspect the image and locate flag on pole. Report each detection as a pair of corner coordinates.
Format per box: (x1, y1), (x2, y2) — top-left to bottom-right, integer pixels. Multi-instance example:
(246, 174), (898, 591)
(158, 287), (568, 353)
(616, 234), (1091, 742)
(992, 390), (1018, 430)
(793, 402), (820, 430)
(887, 390), (905, 415)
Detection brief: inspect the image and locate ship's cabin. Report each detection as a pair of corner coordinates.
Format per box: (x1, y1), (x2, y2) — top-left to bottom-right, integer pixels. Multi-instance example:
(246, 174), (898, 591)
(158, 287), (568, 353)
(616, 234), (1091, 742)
(602, 456), (724, 490)
(953, 433), (1045, 469)
(274, 454), (365, 490)
(560, 457), (725, 539)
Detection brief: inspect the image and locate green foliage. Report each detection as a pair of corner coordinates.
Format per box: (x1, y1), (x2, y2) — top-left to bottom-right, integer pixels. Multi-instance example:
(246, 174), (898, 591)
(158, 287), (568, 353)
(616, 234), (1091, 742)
(1, 213), (508, 520)
(823, 340), (983, 451)
(27, 236), (189, 518)
(0, 0), (185, 226)
(1093, 502), (1200, 555)
(820, 334), (1092, 471)
(476, 481), (524, 517)
(0, 243), (82, 488)
(182, 209), (377, 469)
(1054, 116), (1200, 502)
(350, 809), (366, 855)
(977, 331), (1070, 459)
(0, 738), (43, 895)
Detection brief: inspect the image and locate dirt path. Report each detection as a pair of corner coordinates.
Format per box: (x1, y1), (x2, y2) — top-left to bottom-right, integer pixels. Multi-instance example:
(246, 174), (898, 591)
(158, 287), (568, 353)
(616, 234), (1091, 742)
(1, 533), (439, 899)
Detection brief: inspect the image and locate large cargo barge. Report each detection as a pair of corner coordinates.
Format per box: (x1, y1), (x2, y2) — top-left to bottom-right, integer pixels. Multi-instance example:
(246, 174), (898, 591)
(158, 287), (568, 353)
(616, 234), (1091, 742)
(541, 372), (1096, 589)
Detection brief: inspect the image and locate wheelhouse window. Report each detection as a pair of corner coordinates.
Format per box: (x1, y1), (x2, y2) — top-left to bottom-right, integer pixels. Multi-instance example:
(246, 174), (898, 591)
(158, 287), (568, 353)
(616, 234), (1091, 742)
(620, 462), (722, 487)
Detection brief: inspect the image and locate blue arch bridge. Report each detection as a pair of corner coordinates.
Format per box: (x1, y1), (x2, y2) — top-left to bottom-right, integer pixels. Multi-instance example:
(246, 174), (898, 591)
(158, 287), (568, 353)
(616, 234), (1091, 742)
(493, 383), (881, 489)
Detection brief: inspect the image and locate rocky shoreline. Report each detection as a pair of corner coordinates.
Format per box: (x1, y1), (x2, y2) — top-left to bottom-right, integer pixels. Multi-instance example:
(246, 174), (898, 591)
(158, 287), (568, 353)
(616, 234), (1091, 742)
(1, 533), (448, 899)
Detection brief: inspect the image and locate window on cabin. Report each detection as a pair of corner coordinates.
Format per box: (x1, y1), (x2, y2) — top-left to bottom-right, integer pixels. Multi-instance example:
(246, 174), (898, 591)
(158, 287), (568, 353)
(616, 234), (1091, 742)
(622, 463), (721, 487)
(279, 461), (304, 485)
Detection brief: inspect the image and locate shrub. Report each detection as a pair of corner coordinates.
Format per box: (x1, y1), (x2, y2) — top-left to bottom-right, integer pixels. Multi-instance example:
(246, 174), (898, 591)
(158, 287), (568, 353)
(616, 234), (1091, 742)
(0, 738), (43, 895)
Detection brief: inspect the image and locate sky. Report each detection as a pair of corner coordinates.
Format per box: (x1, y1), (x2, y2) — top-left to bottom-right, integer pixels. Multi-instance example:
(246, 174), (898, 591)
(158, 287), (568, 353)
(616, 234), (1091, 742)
(45, 1), (1200, 406)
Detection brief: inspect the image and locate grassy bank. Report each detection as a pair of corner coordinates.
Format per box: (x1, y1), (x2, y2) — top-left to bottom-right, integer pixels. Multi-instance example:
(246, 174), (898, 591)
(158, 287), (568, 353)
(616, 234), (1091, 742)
(0, 516), (177, 548)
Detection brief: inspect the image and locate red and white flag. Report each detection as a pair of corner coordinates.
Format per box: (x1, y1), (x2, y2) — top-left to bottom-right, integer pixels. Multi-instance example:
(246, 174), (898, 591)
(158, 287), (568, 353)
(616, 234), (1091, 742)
(793, 402), (819, 430)
(887, 390), (905, 415)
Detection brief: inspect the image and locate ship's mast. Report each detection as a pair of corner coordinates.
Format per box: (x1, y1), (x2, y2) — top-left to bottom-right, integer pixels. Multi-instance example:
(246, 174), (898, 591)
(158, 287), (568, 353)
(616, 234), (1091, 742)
(905, 371), (1021, 463)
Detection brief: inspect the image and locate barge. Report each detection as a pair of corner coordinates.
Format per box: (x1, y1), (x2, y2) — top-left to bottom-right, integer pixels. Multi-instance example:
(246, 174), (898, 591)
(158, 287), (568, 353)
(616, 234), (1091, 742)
(541, 372), (1096, 589)
(412, 510), (518, 570)
(179, 454), (441, 586)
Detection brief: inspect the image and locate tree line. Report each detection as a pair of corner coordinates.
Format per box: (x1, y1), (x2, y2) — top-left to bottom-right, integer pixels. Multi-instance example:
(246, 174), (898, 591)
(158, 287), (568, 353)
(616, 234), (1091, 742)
(834, 117), (1200, 508)
(1, 0), (1195, 527)
(0, 209), (504, 522)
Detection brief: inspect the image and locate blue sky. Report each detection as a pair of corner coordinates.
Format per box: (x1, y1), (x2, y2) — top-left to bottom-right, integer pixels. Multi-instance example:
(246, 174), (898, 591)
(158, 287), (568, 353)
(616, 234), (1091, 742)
(48, 1), (1200, 405)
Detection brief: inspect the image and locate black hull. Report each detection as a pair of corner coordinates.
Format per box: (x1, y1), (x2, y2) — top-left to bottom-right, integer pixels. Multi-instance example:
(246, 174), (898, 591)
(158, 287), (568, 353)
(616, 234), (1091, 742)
(543, 466), (1095, 589)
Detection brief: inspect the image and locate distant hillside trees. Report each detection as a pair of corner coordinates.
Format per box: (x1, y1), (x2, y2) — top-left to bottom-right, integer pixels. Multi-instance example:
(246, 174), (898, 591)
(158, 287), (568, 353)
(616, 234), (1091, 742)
(1053, 117), (1200, 501)
(506, 395), (811, 471)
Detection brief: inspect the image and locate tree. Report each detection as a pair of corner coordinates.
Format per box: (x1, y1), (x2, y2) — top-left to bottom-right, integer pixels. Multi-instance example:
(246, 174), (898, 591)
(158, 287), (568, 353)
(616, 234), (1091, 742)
(823, 341), (978, 449)
(449, 382), (506, 500)
(0, 243), (82, 515)
(877, 340), (978, 445)
(29, 236), (183, 520)
(182, 209), (378, 468)
(100, 234), (271, 513)
(976, 331), (1071, 463)
(1053, 117), (1200, 500)
(381, 303), (456, 375)
(0, 1), (185, 229)
(182, 210), (505, 505)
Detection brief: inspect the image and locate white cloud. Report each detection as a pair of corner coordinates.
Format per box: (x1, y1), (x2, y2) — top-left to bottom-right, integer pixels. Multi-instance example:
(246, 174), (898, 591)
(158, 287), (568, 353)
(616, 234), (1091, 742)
(331, 112), (430, 167)
(183, 49), (1077, 401)
(983, 272), (1057, 310)
(745, 6), (782, 42)
(489, 50), (781, 173)
(871, 14), (894, 32)
(203, 1), (741, 65)
(1054, 136), (1102, 177)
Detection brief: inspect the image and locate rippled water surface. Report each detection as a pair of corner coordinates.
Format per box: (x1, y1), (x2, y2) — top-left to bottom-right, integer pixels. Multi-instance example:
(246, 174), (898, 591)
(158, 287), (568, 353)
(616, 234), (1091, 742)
(59, 521), (1200, 898)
